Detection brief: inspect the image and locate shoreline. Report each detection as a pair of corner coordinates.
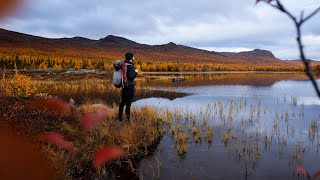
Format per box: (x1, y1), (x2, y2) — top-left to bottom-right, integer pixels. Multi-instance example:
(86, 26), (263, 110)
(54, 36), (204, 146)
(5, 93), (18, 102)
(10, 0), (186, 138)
(141, 71), (305, 75)
(0, 68), (308, 75)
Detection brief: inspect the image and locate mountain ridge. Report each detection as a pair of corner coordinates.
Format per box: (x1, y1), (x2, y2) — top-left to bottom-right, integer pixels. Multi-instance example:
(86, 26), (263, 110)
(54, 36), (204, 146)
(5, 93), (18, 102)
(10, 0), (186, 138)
(0, 28), (310, 70)
(0, 28), (273, 58)
(219, 49), (276, 60)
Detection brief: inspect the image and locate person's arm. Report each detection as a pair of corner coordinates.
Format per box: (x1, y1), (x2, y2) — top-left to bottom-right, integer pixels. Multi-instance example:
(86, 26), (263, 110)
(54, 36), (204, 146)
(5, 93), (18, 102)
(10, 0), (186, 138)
(127, 65), (138, 81)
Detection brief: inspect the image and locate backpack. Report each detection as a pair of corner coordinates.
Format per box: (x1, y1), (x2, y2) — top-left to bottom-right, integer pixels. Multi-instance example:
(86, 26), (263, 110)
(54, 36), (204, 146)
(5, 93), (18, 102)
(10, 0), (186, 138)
(113, 60), (126, 88)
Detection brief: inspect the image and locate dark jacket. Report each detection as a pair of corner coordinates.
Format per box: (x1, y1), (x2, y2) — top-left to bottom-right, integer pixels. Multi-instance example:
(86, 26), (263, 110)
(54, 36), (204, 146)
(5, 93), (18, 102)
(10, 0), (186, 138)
(124, 60), (138, 88)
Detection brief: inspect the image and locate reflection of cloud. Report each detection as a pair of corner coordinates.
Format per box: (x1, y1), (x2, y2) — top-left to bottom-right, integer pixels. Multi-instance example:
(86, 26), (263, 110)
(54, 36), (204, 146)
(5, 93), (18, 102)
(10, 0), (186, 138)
(271, 80), (320, 97)
(134, 95), (222, 113)
(272, 80), (310, 88)
(135, 80), (320, 110)
(298, 97), (320, 106)
(134, 98), (174, 109)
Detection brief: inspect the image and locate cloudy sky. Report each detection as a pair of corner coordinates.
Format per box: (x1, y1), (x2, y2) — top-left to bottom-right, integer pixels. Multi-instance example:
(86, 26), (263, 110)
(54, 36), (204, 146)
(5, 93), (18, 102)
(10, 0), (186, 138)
(0, 0), (319, 60)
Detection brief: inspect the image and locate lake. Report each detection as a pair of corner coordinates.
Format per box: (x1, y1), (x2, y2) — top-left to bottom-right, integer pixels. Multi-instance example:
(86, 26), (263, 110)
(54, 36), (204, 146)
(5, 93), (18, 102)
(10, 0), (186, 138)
(135, 72), (320, 180)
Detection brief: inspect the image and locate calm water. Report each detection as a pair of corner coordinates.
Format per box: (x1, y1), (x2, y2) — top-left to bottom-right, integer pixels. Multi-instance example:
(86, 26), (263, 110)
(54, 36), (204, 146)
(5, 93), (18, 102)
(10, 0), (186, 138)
(131, 73), (320, 180)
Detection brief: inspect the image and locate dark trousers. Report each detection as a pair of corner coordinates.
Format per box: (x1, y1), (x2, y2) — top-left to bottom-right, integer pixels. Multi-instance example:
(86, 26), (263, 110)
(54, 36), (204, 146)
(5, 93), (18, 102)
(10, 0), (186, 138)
(119, 87), (134, 121)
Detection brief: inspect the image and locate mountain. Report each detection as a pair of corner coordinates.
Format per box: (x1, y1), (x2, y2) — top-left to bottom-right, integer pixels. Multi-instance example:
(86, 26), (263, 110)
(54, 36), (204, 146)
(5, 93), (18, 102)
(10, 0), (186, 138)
(0, 28), (301, 69)
(219, 49), (276, 60)
(284, 59), (320, 66)
(98, 35), (142, 46)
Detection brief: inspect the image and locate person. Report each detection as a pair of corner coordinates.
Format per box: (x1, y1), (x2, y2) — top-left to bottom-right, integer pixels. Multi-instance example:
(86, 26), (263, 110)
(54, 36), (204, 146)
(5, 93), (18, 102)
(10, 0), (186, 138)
(119, 52), (138, 121)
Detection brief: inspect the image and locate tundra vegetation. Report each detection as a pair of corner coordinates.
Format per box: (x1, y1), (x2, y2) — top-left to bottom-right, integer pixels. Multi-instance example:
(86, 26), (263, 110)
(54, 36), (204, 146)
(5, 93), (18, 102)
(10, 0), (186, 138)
(1, 68), (320, 179)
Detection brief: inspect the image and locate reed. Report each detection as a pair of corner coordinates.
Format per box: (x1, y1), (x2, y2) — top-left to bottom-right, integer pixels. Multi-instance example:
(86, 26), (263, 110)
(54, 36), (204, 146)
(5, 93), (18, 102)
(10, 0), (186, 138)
(205, 126), (213, 143)
(175, 131), (188, 155)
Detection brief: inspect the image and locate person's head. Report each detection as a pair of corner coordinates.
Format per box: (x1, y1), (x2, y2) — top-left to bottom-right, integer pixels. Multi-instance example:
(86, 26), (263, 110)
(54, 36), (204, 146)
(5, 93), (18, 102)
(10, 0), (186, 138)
(125, 52), (134, 62)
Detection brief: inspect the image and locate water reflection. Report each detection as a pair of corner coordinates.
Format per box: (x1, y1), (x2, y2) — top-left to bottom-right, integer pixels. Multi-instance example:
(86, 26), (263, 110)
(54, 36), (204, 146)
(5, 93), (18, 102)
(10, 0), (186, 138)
(135, 80), (320, 109)
(133, 75), (320, 180)
(139, 72), (310, 87)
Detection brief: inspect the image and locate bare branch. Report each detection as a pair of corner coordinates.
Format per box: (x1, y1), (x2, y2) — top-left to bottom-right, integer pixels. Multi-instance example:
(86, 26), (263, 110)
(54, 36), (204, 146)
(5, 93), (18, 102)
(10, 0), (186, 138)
(300, 11), (304, 23)
(274, 0), (297, 23)
(260, 0), (320, 98)
(301, 6), (320, 25)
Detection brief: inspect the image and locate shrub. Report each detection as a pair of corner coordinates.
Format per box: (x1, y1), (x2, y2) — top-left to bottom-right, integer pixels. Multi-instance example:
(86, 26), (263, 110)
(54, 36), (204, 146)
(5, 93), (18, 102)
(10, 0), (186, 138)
(0, 70), (37, 98)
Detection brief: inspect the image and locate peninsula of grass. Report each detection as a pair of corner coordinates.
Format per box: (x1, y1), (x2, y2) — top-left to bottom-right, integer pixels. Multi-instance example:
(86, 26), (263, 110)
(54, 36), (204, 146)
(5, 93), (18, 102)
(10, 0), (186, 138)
(0, 96), (164, 179)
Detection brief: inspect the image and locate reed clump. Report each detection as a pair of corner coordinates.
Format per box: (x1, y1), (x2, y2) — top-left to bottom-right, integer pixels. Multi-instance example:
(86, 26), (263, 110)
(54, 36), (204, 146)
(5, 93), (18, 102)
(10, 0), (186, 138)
(205, 126), (213, 143)
(174, 125), (188, 155)
(223, 131), (229, 145)
(192, 126), (202, 143)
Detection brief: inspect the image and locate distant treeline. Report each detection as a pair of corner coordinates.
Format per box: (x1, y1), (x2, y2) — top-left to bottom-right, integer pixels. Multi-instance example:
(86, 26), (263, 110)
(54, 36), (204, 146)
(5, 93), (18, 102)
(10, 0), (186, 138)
(1, 54), (319, 72)
(0, 54), (111, 70)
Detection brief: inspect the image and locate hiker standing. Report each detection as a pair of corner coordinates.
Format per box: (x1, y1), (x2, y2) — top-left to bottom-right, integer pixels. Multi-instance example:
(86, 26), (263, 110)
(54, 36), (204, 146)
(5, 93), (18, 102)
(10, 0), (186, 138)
(119, 52), (138, 121)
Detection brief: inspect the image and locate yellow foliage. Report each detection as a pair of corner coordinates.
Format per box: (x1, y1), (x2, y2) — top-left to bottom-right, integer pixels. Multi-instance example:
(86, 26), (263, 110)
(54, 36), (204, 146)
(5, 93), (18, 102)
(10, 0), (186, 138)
(1, 70), (37, 98)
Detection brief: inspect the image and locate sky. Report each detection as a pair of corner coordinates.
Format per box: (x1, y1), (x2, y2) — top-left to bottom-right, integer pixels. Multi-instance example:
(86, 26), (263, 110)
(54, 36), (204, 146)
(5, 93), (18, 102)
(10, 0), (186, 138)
(0, 0), (319, 60)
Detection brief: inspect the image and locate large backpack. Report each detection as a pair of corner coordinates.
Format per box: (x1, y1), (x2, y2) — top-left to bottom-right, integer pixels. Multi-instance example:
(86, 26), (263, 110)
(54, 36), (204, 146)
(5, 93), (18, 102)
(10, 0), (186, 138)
(113, 60), (128, 88)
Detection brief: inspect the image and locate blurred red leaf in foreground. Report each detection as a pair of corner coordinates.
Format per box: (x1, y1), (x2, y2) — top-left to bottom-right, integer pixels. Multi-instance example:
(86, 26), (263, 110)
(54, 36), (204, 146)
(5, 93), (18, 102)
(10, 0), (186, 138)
(31, 98), (70, 114)
(0, 0), (24, 19)
(0, 128), (51, 179)
(39, 132), (75, 151)
(81, 110), (112, 131)
(295, 165), (320, 179)
(313, 170), (320, 180)
(93, 146), (124, 168)
(295, 165), (311, 179)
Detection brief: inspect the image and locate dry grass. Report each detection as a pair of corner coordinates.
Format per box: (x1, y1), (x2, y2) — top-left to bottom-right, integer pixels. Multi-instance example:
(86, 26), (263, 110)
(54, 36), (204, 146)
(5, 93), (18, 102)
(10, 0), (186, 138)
(43, 105), (163, 179)
(0, 96), (163, 179)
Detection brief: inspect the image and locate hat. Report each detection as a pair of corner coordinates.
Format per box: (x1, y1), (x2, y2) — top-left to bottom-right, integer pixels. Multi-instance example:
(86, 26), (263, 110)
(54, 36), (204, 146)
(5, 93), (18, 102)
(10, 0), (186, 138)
(125, 52), (134, 60)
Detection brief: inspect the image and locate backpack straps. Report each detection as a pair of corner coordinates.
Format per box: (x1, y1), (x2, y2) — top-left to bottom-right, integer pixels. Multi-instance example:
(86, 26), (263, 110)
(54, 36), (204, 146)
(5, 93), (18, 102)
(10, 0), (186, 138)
(121, 62), (134, 88)
(121, 61), (126, 88)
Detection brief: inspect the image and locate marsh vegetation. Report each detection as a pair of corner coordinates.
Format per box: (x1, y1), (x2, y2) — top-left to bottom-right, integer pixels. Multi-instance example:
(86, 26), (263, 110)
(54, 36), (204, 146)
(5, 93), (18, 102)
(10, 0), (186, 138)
(1, 71), (319, 179)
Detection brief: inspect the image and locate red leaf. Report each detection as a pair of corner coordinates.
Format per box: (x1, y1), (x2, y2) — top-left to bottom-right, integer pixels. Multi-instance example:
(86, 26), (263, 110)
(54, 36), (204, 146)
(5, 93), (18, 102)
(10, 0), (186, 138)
(295, 165), (311, 179)
(312, 170), (320, 180)
(295, 165), (307, 175)
(93, 146), (124, 168)
(81, 110), (112, 131)
(38, 132), (75, 151)
(0, 0), (23, 19)
(31, 98), (70, 114)
(0, 128), (51, 179)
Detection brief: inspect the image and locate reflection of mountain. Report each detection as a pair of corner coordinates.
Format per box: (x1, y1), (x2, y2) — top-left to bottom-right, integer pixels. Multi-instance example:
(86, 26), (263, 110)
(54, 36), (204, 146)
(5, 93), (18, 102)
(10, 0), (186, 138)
(139, 73), (310, 87)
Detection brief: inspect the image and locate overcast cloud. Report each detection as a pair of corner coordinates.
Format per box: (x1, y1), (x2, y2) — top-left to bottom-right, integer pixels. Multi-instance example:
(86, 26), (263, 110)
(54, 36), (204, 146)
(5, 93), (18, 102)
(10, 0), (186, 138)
(0, 0), (319, 60)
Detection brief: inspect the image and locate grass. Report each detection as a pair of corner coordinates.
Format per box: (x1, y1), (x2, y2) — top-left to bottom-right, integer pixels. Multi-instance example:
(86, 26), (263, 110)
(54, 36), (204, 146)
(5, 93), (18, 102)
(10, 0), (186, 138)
(0, 97), (164, 179)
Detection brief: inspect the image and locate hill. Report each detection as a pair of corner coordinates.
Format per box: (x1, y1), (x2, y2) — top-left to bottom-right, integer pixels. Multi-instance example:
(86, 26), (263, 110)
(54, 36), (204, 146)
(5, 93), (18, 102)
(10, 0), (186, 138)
(0, 28), (305, 71)
(283, 59), (320, 66)
(219, 49), (276, 60)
